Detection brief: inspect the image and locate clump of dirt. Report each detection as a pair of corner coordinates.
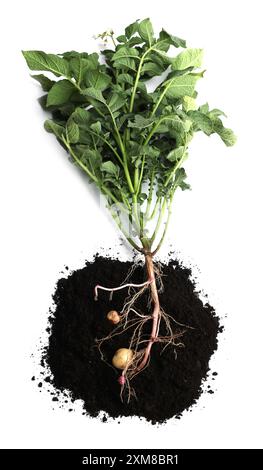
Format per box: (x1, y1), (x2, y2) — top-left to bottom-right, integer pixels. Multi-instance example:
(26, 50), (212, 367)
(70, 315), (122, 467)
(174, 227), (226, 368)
(42, 255), (221, 424)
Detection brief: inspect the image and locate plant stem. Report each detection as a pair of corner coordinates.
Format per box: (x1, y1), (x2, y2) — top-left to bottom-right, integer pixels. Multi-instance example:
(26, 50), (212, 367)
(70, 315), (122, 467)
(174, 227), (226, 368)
(109, 209), (143, 253)
(132, 193), (141, 235)
(150, 79), (173, 117)
(134, 167), (139, 191)
(150, 198), (167, 246)
(145, 170), (155, 220)
(164, 148), (187, 188)
(62, 136), (98, 183)
(136, 154), (146, 196)
(108, 110), (134, 195)
(149, 196), (161, 220)
(152, 196), (174, 255)
(63, 137), (130, 215)
(68, 78), (82, 93)
(134, 253), (160, 373)
(87, 129), (124, 166)
(129, 47), (153, 113)
(110, 33), (117, 48)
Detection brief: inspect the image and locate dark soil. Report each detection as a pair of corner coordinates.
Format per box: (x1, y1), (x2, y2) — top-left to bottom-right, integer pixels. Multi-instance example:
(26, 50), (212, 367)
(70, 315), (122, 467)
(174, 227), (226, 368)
(43, 255), (221, 424)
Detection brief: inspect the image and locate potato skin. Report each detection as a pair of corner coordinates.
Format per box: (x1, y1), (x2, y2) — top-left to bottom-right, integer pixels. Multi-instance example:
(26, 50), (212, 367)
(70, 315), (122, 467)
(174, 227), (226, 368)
(112, 348), (133, 369)
(107, 310), (120, 325)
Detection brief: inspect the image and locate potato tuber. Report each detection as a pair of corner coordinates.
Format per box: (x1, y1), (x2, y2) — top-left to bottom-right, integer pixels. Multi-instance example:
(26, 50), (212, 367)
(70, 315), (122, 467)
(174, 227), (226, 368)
(107, 310), (120, 325)
(112, 348), (133, 370)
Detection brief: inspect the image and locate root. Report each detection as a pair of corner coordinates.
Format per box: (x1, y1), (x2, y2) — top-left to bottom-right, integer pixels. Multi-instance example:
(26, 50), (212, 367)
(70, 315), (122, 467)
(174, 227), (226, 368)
(94, 258), (148, 301)
(94, 252), (193, 403)
(94, 279), (151, 301)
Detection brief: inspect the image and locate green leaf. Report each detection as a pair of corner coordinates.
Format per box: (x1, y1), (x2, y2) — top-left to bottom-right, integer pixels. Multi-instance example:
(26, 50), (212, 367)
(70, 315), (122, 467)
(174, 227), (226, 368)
(71, 107), (91, 127)
(159, 29), (186, 48)
(72, 54), (100, 84)
(217, 127), (236, 146)
(182, 96), (197, 112)
(46, 80), (76, 106)
(163, 73), (200, 98)
(166, 146), (185, 162)
(141, 61), (164, 76)
(84, 53), (99, 69)
(101, 161), (119, 177)
(128, 115), (154, 129)
(171, 48), (203, 71)
(141, 145), (160, 158)
(188, 110), (213, 134)
(61, 50), (80, 60)
(112, 46), (139, 70)
(112, 46), (139, 61)
(90, 121), (101, 133)
(107, 93), (126, 113)
(117, 35), (127, 43)
(125, 21), (138, 39)
(24, 21), (236, 252)
(44, 120), (64, 139)
(31, 74), (55, 91)
(212, 119), (237, 146)
(199, 103), (209, 114)
(209, 108), (227, 118)
(66, 120), (79, 143)
(127, 36), (145, 47)
(22, 50), (69, 77)
(117, 73), (134, 86)
(152, 39), (170, 52)
(114, 59), (136, 71)
(112, 46), (139, 71)
(70, 57), (83, 84)
(137, 82), (149, 100)
(82, 149), (102, 174)
(85, 70), (111, 90)
(82, 87), (106, 104)
(137, 18), (154, 46)
(174, 168), (190, 190)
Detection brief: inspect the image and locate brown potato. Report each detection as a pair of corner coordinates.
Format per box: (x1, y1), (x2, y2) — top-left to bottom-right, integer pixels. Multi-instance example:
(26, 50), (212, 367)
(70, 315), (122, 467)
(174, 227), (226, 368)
(112, 348), (133, 370)
(107, 310), (120, 325)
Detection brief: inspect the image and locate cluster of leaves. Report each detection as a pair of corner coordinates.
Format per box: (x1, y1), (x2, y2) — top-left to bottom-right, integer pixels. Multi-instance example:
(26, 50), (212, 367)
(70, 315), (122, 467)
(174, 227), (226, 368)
(23, 18), (236, 253)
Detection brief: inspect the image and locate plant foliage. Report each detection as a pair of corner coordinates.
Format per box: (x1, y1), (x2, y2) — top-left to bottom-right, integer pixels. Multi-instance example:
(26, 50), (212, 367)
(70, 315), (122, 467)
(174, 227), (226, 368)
(23, 19), (236, 254)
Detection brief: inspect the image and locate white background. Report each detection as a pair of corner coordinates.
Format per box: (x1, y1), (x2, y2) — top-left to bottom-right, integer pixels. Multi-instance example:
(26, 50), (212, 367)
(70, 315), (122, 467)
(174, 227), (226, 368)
(1, 0), (263, 449)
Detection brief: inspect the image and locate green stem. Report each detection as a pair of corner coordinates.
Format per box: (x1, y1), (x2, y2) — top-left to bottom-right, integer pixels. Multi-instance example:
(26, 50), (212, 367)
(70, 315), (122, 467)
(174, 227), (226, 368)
(110, 209), (143, 253)
(149, 196), (161, 220)
(121, 193), (131, 211)
(132, 193), (141, 234)
(87, 129), (123, 166)
(62, 136), (97, 183)
(134, 167), (139, 191)
(91, 134), (97, 151)
(136, 154), (146, 196)
(129, 47), (153, 113)
(145, 170), (155, 219)
(150, 199), (167, 246)
(101, 187), (128, 213)
(63, 136), (129, 215)
(150, 78), (174, 117)
(68, 78), (82, 93)
(164, 148), (187, 188)
(108, 107), (134, 194)
(143, 120), (161, 146)
(110, 33), (117, 48)
(143, 115), (180, 147)
(152, 195), (174, 255)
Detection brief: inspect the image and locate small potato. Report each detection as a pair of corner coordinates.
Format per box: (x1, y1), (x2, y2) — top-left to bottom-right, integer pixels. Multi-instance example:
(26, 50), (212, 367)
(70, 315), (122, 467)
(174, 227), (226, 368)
(107, 310), (120, 325)
(112, 348), (133, 370)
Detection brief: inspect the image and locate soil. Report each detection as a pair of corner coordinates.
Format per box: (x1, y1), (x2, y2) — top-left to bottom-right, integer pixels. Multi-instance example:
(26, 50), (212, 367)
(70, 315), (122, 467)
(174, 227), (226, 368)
(42, 255), (221, 424)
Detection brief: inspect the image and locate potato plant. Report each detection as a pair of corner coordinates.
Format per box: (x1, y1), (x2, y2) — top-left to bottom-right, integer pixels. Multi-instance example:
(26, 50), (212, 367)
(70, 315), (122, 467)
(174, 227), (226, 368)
(23, 18), (235, 400)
